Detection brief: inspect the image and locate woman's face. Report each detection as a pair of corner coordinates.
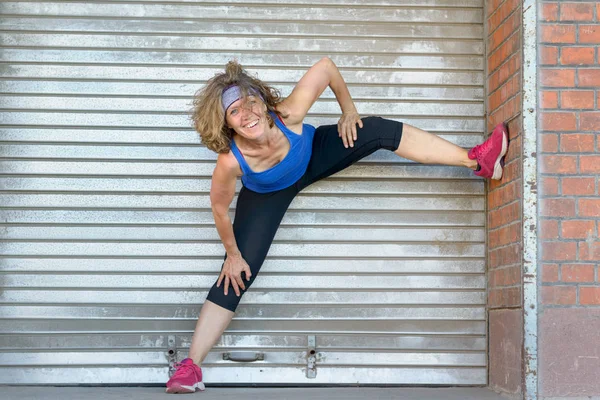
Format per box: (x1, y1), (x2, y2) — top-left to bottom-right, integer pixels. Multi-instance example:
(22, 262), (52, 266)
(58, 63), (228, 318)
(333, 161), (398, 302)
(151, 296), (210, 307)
(225, 95), (268, 140)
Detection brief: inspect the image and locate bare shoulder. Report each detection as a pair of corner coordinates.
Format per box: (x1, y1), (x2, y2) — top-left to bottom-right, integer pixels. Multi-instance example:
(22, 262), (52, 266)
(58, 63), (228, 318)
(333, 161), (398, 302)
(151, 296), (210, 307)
(215, 150), (242, 178)
(275, 102), (304, 134)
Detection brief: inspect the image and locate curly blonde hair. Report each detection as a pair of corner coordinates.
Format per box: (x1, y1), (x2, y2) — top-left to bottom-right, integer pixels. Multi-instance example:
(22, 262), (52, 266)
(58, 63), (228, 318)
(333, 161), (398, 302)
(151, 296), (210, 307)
(191, 61), (285, 154)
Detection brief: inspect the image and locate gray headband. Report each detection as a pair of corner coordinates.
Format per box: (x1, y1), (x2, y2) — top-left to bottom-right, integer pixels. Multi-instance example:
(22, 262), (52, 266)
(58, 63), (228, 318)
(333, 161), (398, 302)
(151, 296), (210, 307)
(221, 85), (264, 113)
(222, 85), (242, 113)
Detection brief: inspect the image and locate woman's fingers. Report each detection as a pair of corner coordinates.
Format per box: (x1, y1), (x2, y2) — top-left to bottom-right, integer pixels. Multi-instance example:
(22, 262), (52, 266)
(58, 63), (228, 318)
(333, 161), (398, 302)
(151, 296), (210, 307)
(341, 127), (349, 148)
(233, 275), (246, 290)
(338, 115), (362, 148)
(347, 128), (354, 148)
(224, 275), (230, 296)
(231, 278), (241, 297)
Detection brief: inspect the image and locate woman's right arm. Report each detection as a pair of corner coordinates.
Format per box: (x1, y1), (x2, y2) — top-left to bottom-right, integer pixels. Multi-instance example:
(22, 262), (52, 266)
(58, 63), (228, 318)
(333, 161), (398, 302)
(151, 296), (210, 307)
(210, 152), (252, 296)
(210, 152), (241, 257)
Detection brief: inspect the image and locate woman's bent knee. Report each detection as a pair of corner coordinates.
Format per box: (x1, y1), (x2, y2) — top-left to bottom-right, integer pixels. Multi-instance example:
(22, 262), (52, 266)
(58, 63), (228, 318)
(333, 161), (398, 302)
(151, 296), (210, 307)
(205, 275), (257, 313)
(360, 116), (403, 151)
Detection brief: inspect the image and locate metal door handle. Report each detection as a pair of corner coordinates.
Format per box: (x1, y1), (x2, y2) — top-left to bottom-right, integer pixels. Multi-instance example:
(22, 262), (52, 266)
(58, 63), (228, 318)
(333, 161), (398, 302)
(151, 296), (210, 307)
(222, 352), (264, 362)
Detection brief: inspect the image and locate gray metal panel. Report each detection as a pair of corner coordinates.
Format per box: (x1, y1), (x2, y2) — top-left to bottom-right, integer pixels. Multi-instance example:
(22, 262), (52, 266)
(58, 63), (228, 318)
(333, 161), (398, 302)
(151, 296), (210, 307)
(0, 0), (485, 386)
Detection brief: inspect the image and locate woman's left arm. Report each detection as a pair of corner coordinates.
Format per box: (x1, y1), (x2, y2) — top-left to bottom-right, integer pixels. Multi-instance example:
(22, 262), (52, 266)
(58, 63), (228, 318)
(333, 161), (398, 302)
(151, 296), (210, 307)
(279, 57), (363, 148)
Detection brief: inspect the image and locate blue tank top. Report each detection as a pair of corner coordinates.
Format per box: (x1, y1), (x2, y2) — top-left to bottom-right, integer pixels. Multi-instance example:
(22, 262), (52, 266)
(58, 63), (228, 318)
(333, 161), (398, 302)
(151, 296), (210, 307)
(229, 112), (316, 193)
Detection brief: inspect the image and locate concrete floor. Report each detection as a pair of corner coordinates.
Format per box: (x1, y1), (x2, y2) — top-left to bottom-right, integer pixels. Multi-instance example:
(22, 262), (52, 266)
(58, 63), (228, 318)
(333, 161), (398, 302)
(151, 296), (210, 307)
(0, 386), (513, 400)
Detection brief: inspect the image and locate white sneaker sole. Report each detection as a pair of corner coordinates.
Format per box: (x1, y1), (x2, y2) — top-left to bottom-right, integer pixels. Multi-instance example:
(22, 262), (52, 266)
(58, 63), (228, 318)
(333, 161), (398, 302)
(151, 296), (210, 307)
(165, 381), (205, 394)
(491, 124), (508, 180)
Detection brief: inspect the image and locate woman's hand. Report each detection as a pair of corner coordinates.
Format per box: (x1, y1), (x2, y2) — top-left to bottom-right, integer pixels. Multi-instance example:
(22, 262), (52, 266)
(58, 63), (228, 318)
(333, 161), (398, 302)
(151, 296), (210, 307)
(337, 111), (363, 148)
(216, 252), (252, 296)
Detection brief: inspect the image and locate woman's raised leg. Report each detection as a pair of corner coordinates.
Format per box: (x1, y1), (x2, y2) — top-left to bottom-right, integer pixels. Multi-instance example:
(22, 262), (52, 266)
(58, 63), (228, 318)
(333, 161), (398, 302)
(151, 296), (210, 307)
(394, 124), (477, 169)
(394, 122), (509, 180)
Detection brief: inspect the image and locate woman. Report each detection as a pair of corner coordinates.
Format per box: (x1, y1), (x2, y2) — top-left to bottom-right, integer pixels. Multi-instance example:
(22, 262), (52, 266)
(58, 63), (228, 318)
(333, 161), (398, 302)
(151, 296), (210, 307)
(165, 58), (508, 394)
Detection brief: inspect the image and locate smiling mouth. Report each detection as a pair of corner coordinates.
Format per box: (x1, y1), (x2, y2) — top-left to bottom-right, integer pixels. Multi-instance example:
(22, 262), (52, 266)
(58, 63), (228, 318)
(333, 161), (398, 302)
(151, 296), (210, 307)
(244, 120), (259, 128)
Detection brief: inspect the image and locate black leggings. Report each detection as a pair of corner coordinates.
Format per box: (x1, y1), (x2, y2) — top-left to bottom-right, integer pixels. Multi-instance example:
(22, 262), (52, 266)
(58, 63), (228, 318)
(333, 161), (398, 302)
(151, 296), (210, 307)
(206, 116), (403, 312)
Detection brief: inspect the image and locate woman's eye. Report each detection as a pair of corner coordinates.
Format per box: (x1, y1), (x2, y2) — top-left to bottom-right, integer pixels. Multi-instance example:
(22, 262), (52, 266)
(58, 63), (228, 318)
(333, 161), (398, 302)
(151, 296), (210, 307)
(230, 109), (238, 115)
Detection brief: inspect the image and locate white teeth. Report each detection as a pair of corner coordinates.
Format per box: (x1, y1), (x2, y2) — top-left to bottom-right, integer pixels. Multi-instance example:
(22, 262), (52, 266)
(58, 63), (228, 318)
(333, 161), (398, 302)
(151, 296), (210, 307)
(245, 120), (258, 128)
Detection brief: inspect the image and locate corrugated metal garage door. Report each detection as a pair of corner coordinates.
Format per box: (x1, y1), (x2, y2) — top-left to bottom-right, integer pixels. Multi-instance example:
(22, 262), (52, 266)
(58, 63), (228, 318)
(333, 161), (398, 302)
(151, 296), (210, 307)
(0, 0), (486, 385)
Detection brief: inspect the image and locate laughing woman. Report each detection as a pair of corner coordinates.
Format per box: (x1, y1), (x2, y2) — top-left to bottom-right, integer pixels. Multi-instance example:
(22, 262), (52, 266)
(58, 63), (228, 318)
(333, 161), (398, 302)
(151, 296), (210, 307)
(165, 58), (508, 394)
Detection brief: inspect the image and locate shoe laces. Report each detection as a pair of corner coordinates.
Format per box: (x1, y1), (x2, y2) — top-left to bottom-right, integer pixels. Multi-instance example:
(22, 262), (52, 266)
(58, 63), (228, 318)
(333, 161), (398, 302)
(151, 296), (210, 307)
(172, 361), (196, 379)
(474, 137), (493, 159)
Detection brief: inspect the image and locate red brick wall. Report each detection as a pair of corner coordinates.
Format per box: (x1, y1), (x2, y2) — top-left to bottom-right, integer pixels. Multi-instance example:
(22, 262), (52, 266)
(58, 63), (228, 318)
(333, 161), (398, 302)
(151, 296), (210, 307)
(486, 0), (524, 396)
(539, 1), (600, 397)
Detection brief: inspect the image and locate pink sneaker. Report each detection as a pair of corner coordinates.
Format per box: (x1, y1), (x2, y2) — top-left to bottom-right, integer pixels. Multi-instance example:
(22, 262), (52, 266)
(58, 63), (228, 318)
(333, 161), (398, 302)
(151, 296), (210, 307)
(468, 122), (509, 180)
(165, 358), (205, 394)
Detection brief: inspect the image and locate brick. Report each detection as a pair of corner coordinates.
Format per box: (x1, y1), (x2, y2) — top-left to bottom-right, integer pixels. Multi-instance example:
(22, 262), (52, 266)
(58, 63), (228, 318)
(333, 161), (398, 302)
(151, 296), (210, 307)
(560, 133), (596, 152)
(489, 201), (520, 229)
(542, 177), (559, 195)
(489, 180), (519, 209)
(580, 286), (600, 305)
(503, 265), (521, 286)
(490, 286), (521, 308)
(580, 25), (600, 43)
(540, 112), (577, 131)
(542, 3), (559, 21)
(488, 32), (520, 74)
(580, 112), (600, 131)
(542, 241), (577, 260)
(542, 285), (577, 305)
(579, 199), (600, 217)
(541, 198), (576, 217)
(488, 11), (520, 53)
(488, 289), (498, 307)
(540, 91), (558, 109)
(489, 74), (519, 112)
(489, 222), (521, 248)
(560, 91), (595, 109)
(541, 133), (558, 152)
(503, 139), (521, 168)
(507, 286), (521, 307)
(540, 46), (559, 65)
(581, 156), (600, 173)
(541, 24), (576, 43)
(562, 177), (596, 195)
(541, 155), (577, 174)
(561, 264), (595, 282)
(507, 117), (522, 139)
(489, 268), (497, 287)
(488, 94), (521, 133)
(579, 70), (600, 87)
(561, 220), (596, 238)
(580, 242), (600, 261)
(560, 3), (594, 21)
(488, 54), (520, 94)
(489, 243), (521, 269)
(542, 263), (559, 283)
(487, 0), (505, 17)
(560, 47), (595, 65)
(487, 0), (520, 34)
(540, 69), (576, 87)
(540, 219), (559, 239)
